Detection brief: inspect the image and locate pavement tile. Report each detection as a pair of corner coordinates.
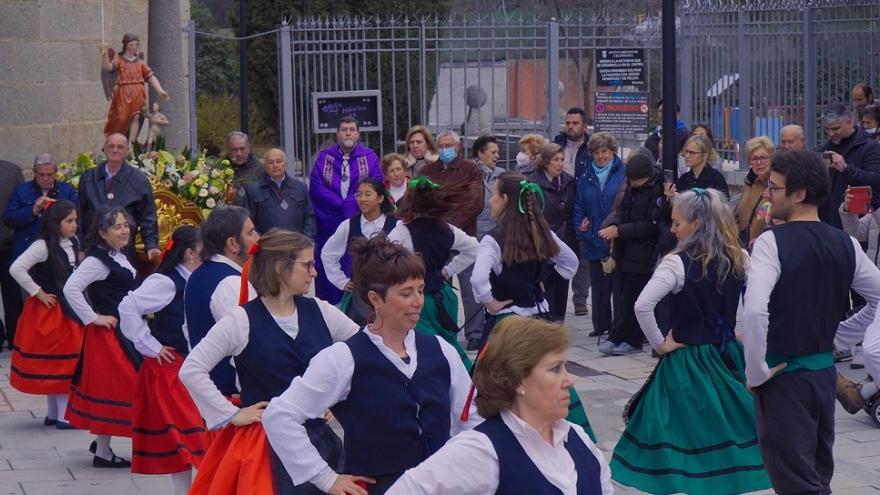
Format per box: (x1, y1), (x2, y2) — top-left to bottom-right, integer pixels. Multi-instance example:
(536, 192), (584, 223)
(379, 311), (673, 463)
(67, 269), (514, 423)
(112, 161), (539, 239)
(20, 479), (139, 495)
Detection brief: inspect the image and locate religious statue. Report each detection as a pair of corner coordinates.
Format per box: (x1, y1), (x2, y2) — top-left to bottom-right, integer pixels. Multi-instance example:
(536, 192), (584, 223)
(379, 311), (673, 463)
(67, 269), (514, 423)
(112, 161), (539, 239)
(138, 102), (170, 151)
(100, 33), (170, 142)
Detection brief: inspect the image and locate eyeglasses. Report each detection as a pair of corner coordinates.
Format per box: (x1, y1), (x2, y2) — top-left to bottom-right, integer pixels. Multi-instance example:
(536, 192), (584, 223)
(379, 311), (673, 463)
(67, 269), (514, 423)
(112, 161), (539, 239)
(750, 155), (771, 163)
(290, 260), (316, 271)
(682, 150), (706, 157)
(766, 185), (786, 194)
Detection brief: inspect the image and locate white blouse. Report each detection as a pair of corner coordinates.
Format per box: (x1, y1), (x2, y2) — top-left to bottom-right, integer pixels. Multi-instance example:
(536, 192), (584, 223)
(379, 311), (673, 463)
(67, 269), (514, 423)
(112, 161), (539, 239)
(470, 232), (578, 316)
(386, 410), (613, 495)
(261, 327), (482, 492)
(389, 182), (407, 204)
(633, 251), (750, 349)
(62, 249), (137, 325)
(117, 265), (191, 358)
(321, 214), (400, 290)
(386, 222), (479, 279)
(10, 239), (75, 296)
(205, 254), (256, 321)
(178, 298), (359, 430)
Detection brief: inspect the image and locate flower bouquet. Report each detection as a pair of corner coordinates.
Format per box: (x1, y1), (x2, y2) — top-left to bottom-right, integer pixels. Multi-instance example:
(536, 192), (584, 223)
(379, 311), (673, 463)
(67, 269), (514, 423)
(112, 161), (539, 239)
(55, 152), (98, 188)
(132, 150), (235, 218)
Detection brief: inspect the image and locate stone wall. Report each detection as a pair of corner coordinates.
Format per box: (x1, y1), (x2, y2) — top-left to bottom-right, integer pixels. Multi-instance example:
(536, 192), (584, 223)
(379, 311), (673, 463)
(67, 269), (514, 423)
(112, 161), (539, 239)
(0, 0), (189, 173)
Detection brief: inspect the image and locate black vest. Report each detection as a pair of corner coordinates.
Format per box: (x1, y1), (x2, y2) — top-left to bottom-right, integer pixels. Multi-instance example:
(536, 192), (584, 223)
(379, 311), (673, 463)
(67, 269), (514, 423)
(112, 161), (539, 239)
(341, 213), (398, 277)
(86, 246), (137, 318)
(407, 218), (454, 293)
(670, 252), (744, 347)
(487, 229), (553, 309)
(235, 297), (332, 407)
(147, 268), (190, 356)
(767, 222), (855, 356)
(29, 237), (80, 320)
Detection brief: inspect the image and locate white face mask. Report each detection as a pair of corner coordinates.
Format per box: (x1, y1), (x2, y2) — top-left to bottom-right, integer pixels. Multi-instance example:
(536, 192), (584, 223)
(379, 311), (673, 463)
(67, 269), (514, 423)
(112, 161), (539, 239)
(516, 151), (531, 168)
(866, 127), (878, 136)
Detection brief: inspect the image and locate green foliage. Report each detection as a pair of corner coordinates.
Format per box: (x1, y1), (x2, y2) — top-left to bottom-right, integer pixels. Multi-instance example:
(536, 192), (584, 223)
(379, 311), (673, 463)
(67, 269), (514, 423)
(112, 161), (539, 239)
(196, 94), (239, 156)
(193, 0), (239, 96)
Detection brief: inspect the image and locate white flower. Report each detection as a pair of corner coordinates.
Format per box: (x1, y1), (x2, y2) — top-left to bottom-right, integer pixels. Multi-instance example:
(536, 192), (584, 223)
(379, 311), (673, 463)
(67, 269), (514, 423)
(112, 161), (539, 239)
(206, 198), (217, 208)
(209, 186), (219, 195)
(211, 169), (221, 178)
(177, 179), (186, 188)
(198, 188), (209, 197)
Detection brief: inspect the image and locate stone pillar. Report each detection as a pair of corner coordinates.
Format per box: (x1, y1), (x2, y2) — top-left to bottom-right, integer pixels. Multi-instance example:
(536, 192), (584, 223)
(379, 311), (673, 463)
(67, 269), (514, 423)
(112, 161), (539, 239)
(147, 0), (190, 149)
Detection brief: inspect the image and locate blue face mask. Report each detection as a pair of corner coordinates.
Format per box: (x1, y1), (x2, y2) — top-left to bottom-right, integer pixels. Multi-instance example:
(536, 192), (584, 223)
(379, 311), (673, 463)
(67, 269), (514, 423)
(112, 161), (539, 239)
(439, 147), (457, 163)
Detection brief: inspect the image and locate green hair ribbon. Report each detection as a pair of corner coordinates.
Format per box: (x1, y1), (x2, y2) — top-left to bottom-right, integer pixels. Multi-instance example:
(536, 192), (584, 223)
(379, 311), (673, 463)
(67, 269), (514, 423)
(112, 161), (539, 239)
(517, 180), (545, 214)
(408, 176), (440, 190)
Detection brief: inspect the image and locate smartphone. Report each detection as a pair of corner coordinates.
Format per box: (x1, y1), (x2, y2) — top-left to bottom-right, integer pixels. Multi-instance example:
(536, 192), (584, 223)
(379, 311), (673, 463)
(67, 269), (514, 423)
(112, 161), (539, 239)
(663, 169), (674, 184)
(823, 151), (833, 166)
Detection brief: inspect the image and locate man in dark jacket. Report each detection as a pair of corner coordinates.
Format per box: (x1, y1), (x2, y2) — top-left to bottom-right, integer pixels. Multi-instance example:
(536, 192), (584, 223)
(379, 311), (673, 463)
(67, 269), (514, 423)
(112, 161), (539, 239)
(226, 131), (263, 192)
(554, 107), (592, 316)
(0, 159), (23, 350)
(236, 148), (315, 238)
(4, 153), (78, 258)
(643, 100), (690, 162)
(78, 133), (160, 261)
(597, 154), (666, 355)
(818, 104), (880, 229)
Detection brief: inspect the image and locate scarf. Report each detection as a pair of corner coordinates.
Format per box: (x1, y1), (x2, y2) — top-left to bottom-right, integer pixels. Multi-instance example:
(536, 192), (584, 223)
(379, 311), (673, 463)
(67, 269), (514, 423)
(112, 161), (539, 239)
(592, 162), (612, 191)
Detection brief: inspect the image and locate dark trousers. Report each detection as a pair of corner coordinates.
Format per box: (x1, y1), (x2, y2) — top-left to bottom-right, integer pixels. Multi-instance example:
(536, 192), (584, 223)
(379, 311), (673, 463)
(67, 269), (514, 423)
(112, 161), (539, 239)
(607, 271), (651, 348)
(588, 261), (618, 335)
(543, 271), (570, 322)
(458, 265), (485, 341)
(754, 367), (836, 495)
(0, 250), (22, 347)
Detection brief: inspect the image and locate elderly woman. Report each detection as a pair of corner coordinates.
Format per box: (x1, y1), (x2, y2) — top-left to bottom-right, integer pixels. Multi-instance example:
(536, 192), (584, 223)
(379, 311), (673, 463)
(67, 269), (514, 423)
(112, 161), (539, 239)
(573, 131), (626, 337)
(527, 143), (577, 321)
(381, 153), (409, 205)
(404, 125), (439, 176)
(516, 133), (548, 173)
(386, 316), (613, 494)
(735, 136), (774, 245)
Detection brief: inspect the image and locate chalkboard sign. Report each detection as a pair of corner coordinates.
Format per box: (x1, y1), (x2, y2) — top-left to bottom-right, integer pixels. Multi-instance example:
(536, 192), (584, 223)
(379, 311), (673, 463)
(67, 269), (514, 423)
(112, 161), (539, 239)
(312, 90), (382, 133)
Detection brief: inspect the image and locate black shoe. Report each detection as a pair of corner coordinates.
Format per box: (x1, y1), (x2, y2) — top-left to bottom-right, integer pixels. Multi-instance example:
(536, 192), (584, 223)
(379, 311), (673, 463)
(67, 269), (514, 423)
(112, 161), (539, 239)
(43, 417), (57, 427)
(89, 440), (97, 454)
(588, 328), (606, 337)
(93, 454), (131, 468)
(56, 421), (75, 430)
(466, 338), (481, 351)
(574, 304), (589, 316)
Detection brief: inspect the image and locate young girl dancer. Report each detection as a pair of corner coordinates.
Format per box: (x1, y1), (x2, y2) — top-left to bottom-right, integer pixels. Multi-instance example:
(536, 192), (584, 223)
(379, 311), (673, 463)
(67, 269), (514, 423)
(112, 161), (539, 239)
(180, 229), (358, 494)
(322, 178), (399, 325)
(611, 188), (771, 494)
(9, 199), (84, 429)
(387, 176), (479, 365)
(117, 225), (207, 494)
(62, 205), (141, 467)
(470, 171), (594, 439)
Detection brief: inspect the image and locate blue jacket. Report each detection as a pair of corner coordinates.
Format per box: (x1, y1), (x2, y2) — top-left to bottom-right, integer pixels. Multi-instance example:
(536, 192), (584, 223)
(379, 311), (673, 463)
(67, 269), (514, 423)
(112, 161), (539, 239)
(3, 180), (77, 258)
(573, 156), (626, 261)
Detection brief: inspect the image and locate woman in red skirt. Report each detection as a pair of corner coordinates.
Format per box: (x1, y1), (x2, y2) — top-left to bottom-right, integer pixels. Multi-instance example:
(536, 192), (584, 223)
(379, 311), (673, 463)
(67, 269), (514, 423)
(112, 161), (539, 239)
(118, 225), (207, 494)
(179, 229), (359, 494)
(9, 199), (84, 429)
(62, 205), (141, 468)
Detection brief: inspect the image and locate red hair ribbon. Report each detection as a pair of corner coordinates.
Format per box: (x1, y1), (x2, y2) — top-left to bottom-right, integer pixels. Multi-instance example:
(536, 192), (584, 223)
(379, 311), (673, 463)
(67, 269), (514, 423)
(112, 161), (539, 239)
(239, 241), (260, 305)
(157, 239), (175, 267)
(460, 343), (490, 422)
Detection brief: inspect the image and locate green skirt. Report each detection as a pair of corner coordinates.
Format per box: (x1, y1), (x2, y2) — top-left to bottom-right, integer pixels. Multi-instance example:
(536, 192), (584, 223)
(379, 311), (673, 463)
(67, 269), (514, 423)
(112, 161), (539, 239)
(611, 342), (771, 495)
(415, 283), (472, 369)
(480, 312), (596, 442)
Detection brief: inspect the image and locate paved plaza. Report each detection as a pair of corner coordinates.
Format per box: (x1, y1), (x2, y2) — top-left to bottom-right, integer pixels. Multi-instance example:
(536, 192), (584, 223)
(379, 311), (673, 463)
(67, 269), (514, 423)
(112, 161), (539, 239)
(0, 304), (879, 494)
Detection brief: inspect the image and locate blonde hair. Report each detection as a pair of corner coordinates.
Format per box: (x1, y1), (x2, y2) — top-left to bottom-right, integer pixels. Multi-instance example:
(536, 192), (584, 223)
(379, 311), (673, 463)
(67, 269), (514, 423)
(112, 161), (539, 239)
(682, 134), (718, 166)
(518, 134), (548, 158)
(745, 136), (775, 161)
(406, 126), (437, 154)
(534, 143), (564, 172)
(473, 317), (570, 418)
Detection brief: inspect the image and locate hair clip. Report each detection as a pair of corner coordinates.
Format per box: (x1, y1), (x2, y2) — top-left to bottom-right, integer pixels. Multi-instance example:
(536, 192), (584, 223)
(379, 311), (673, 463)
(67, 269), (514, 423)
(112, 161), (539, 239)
(408, 176), (439, 190)
(692, 187), (707, 197)
(517, 180), (546, 214)
(248, 242), (261, 256)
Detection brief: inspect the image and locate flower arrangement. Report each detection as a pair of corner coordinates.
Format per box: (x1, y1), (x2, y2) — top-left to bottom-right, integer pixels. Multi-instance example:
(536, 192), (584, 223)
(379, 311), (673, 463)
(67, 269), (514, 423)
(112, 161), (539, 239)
(133, 150), (235, 217)
(55, 152), (98, 188)
(56, 150), (236, 219)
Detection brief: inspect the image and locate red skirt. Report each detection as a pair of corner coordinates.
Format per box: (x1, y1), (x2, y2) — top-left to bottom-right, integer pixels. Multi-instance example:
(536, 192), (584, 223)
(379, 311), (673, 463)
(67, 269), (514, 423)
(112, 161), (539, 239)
(189, 422), (275, 495)
(10, 298), (85, 395)
(66, 323), (138, 437)
(131, 352), (207, 474)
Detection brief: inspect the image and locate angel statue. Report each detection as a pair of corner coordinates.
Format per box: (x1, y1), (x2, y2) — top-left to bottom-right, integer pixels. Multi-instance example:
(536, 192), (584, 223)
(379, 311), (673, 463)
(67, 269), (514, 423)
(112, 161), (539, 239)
(138, 102), (170, 151)
(100, 33), (170, 142)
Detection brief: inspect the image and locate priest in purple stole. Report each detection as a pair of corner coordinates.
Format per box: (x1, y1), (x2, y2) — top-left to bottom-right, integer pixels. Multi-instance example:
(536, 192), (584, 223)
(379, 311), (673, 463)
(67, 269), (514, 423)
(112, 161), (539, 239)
(309, 116), (383, 303)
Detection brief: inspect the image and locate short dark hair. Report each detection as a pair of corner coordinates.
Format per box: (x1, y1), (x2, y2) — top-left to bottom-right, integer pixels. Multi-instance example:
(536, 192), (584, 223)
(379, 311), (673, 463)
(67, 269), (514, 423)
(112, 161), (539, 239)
(86, 205), (134, 251)
(863, 103), (880, 125)
(471, 135), (498, 157)
(350, 234), (426, 307)
(200, 205), (251, 261)
(855, 82), (874, 100)
(657, 99), (681, 112)
(565, 107), (587, 123)
(337, 116), (359, 131)
(770, 150), (830, 207)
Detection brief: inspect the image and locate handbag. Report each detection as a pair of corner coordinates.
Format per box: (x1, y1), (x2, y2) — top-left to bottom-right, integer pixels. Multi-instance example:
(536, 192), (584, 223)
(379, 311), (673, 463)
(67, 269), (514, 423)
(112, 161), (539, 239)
(600, 239), (616, 275)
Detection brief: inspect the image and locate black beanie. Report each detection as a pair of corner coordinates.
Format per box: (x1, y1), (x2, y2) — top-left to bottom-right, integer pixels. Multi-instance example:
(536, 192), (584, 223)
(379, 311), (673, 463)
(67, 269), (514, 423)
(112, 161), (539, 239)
(626, 153), (655, 180)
